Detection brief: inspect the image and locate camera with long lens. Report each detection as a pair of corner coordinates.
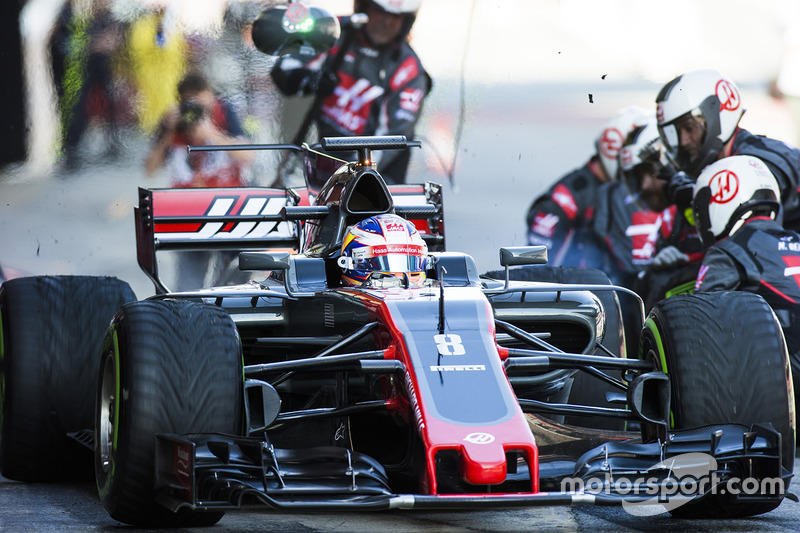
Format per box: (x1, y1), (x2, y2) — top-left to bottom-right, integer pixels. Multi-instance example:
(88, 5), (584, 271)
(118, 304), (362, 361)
(178, 100), (206, 130)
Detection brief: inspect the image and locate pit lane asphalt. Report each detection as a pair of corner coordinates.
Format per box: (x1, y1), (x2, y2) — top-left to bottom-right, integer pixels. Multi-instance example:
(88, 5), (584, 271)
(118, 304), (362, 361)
(1, 84), (798, 532)
(2, 459), (800, 532)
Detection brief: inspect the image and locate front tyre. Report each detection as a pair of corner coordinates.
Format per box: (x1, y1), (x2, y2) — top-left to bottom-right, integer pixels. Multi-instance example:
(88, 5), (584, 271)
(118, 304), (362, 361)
(95, 299), (242, 527)
(640, 291), (794, 518)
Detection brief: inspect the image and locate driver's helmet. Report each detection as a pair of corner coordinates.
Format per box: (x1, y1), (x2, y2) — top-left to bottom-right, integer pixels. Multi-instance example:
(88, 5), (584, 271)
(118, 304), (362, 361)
(594, 106), (651, 181)
(692, 155), (781, 248)
(338, 214), (428, 286)
(656, 68), (745, 178)
(619, 118), (674, 209)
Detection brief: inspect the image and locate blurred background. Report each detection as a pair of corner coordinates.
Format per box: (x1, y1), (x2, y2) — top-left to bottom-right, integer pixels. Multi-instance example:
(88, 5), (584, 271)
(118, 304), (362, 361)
(2, 0), (799, 297)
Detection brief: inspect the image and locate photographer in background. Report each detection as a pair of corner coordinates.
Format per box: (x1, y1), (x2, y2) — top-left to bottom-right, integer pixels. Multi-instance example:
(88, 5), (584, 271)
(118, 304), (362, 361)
(145, 71), (253, 290)
(145, 70), (253, 187)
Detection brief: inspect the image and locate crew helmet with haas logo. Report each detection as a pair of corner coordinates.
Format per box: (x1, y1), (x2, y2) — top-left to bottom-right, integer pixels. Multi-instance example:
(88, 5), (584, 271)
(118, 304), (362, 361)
(656, 68), (745, 177)
(692, 155), (781, 248)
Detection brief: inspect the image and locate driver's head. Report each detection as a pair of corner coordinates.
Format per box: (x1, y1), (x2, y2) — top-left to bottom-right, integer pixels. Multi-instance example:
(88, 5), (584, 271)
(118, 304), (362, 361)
(355, 0), (420, 46)
(338, 214), (428, 287)
(656, 68), (744, 178)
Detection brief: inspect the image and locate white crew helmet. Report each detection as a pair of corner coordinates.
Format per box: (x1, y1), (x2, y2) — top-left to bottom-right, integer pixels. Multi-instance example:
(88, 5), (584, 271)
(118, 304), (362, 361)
(595, 106), (650, 181)
(692, 155), (781, 248)
(656, 68), (745, 177)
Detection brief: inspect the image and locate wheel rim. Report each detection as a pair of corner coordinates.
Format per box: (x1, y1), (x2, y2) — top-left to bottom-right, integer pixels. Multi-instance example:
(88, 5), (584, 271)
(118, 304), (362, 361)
(99, 352), (116, 473)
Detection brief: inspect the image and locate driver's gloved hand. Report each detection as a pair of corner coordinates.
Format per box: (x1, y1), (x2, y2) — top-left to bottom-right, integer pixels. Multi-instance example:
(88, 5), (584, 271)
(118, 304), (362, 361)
(665, 171), (695, 209)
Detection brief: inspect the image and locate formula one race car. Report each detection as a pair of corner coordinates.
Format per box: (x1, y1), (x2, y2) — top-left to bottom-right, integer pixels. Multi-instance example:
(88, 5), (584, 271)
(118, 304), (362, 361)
(0, 136), (795, 527)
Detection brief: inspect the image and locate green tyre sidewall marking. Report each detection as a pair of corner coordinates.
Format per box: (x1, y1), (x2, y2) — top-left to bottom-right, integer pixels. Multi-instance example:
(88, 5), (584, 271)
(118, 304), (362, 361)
(97, 327), (121, 500)
(643, 316), (674, 428)
(664, 280), (695, 299)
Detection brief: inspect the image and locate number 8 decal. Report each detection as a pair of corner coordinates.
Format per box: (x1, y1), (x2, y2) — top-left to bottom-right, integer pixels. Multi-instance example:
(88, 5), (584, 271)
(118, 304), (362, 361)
(434, 334), (465, 355)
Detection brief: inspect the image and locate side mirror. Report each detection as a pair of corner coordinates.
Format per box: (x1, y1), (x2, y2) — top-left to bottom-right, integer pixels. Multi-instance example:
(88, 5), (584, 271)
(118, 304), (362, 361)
(499, 246), (548, 267)
(251, 3), (341, 56)
(239, 251), (290, 271)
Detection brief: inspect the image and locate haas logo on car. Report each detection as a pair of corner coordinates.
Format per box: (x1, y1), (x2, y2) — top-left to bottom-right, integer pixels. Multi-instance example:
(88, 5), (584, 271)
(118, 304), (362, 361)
(464, 432), (495, 444)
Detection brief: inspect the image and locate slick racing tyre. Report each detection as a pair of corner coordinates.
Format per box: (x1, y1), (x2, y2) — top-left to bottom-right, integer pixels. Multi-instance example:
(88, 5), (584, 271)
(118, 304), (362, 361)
(485, 266), (628, 430)
(0, 275), (135, 481)
(640, 291), (794, 518)
(95, 299), (242, 527)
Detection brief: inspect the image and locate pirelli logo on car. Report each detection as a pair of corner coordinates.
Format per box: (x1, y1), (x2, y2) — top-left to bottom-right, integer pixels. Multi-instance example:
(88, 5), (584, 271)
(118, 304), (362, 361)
(429, 364), (486, 372)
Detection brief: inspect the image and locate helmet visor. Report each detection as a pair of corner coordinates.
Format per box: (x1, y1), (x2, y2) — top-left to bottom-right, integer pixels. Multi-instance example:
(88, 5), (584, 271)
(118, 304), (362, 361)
(352, 244), (427, 273)
(659, 123), (679, 157)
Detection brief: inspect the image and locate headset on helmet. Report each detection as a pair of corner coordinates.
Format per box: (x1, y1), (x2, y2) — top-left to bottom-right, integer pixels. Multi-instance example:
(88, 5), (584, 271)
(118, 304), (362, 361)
(656, 68), (745, 178)
(338, 214), (429, 287)
(619, 118), (674, 208)
(595, 106), (650, 181)
(692, 155), (781, 248)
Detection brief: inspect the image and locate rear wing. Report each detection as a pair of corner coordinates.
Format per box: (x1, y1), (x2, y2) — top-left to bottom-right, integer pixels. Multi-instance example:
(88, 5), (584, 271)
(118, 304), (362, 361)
(135, 187), (301, 294)
(135, 184), (444, 294)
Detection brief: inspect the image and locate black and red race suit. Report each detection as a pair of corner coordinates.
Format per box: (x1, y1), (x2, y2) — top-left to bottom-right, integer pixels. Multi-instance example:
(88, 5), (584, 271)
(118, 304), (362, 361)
(591, 181), (662, 288)
(271, 18), (432, 184)
(694, 217), (800, 386)
(729, 128), (800, 230)
(633, 204), (706, 308)
(526, 158), (609, 269)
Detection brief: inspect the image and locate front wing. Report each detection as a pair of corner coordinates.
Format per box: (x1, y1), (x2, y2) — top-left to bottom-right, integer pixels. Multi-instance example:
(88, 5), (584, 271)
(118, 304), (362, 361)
(153, 422), (790, 513)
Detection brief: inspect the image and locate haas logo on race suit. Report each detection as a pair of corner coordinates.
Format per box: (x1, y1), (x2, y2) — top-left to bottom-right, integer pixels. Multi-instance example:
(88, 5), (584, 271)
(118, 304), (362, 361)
(321, 73), (384, 134)
(627, 210), (662, 264)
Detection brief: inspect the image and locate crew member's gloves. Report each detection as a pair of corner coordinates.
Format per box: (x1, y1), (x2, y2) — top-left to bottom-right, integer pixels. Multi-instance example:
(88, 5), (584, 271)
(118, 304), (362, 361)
(665, 171), (695, 209)
(313, 70), (340, 97)
(651, 245), (690, 269)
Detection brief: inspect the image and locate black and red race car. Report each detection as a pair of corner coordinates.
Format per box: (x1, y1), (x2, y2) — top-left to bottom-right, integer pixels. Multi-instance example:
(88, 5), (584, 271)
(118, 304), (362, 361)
(0, 136), (794, 527)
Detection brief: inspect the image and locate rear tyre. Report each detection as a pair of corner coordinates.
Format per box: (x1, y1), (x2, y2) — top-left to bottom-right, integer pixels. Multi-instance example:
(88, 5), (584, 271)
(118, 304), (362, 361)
(0, 275), (135, 481)
(95, 299), (242, 527)
(640, 291), (794, 518)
